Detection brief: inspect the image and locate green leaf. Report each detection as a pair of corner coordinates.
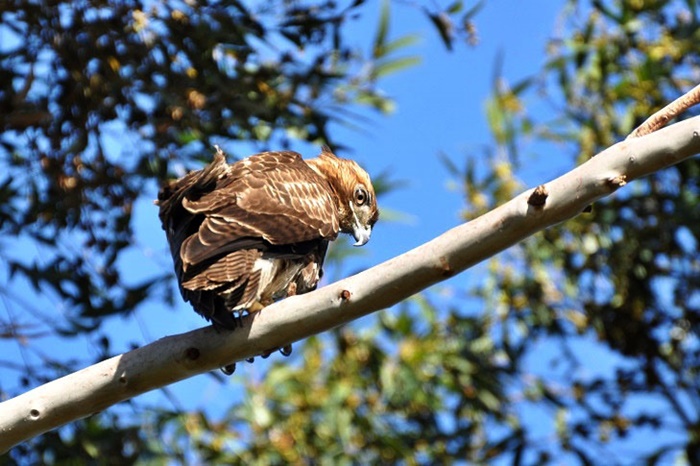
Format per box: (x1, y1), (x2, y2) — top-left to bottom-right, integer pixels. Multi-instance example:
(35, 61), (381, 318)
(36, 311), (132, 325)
(463, 0), (485, 20)
(373, 0), (391, 57)
(373, 56), (421, 78)
(377, 34), (421, 58)
(447, 1), (463, 14)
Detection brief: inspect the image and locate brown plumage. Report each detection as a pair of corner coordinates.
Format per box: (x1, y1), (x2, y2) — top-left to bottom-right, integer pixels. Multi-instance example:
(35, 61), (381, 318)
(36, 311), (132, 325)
(157, 146), (379, 330)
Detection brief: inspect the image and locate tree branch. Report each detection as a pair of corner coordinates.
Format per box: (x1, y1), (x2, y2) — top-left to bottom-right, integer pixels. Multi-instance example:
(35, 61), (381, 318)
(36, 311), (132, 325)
(2, 115), (700, 452)
(628, 83), (700, 138)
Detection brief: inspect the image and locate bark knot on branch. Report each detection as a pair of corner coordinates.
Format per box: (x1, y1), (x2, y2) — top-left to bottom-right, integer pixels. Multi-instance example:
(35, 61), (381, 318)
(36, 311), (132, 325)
(438, 256), (454, 277)
(527, 185), (549, 207)
(607, 175), (627, 189)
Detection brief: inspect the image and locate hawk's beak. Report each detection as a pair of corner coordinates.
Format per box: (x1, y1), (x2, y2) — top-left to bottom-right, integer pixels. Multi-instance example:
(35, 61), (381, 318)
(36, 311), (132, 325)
(352, 224), (371, 247)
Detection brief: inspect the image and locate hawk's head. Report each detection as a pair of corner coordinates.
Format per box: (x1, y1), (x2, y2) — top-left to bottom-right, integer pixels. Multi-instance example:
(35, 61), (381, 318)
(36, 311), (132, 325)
(306, 147), (379, 246)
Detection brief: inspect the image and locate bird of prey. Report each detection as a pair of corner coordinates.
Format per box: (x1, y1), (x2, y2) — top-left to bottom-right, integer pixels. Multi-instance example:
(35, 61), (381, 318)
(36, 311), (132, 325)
(157, 146), (379, 336)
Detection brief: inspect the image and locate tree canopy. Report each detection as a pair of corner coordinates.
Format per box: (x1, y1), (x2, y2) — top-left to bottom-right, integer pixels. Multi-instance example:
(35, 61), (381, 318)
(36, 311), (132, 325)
(2, 0), (700, 464)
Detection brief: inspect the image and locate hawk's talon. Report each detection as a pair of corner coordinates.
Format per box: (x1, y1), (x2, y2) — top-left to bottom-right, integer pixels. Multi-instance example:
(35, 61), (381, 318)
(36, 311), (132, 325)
(220, 363), (236, 375)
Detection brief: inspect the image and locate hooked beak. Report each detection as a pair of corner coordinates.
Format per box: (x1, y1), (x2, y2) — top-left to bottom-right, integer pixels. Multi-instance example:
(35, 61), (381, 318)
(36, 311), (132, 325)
(352, 224), (371, 247)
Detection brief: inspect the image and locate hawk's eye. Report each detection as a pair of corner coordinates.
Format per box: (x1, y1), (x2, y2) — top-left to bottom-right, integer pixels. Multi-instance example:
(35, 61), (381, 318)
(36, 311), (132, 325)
(354, 187), (369, 206)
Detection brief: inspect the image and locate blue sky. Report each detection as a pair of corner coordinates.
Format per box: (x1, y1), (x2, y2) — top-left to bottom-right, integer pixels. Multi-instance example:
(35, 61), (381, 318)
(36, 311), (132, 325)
(340, 1), (561, 256)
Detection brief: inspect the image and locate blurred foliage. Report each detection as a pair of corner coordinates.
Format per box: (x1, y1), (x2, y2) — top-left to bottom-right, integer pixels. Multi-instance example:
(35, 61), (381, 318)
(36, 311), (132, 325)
(226, 299), (513, 465)
(453, 0), (700, 463)
(3, 0), (698, 464)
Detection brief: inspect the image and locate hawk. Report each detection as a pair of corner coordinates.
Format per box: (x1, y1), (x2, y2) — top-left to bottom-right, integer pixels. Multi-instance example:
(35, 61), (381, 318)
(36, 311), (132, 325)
(157, 146), (379, 335)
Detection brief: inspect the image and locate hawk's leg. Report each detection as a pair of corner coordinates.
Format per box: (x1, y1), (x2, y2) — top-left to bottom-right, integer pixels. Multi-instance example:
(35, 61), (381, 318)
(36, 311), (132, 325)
(260, 283), (297, 359)
(218, 305), (261, 373)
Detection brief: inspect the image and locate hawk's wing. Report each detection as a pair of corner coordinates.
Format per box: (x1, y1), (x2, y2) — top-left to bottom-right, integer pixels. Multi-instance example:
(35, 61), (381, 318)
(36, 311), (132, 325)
(174, 150), (340, 270)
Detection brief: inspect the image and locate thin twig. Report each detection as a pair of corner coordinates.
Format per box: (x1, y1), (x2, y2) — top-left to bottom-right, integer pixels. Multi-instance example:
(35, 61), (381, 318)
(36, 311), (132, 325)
(628, 83), (700, 139)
